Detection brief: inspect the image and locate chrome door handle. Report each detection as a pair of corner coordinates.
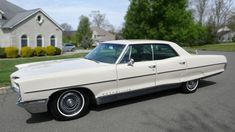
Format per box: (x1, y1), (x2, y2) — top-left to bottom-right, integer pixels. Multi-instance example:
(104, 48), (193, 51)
(148, 65), (156, 69)
(179, 61), (186, 65)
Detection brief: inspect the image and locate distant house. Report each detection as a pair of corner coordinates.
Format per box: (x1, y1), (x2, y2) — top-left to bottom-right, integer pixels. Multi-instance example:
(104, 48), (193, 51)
(0, 0), (63, 50)
(217, 26), (235, 43)
(63, 27), (116, 46)
(91, 27), (116, 46)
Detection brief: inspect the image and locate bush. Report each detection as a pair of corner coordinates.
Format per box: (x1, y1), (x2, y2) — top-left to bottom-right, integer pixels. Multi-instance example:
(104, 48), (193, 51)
(5, 47), (18, 58)
(45, 46), (56, 56)
(0, 48), (6, 58)
(55, 47), (62, 55)
(34, 47), (46, 56)
(232, 36), (235, 42)
(21, 47), (34, 57)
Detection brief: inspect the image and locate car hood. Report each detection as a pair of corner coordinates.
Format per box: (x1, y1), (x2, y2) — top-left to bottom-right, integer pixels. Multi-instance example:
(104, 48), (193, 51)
(12, 58), (111, 79)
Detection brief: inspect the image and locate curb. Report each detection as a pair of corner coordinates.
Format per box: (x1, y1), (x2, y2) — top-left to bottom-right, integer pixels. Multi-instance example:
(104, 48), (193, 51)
(0, 87), (11, 95)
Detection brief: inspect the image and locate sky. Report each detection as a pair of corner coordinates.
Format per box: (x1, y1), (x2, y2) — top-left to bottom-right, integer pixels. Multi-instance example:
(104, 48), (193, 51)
(9, 0), (130, 30)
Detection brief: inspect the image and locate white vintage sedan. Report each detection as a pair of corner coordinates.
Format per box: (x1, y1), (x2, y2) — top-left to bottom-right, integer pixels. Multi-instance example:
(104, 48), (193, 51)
(11, 40), (227, 120)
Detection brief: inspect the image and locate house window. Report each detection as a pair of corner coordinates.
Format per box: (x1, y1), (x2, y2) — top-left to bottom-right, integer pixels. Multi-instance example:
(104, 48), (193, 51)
(21, 35), (28, 47)
(36, 15), (44, 24)
(37, 35), (43, 47)
(37, 15), (41, 22)
(0, 10), (4, 20)
(50, 35), (56, 46)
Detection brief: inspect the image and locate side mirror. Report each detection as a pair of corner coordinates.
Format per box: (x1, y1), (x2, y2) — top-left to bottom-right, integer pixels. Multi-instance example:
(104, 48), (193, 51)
(128, 58), (134, 66)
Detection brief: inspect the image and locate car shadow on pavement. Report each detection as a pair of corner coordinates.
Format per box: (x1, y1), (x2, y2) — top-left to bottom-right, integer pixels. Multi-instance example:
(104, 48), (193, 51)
(26, 112), (53, 124)
(92, 80), (216, 112)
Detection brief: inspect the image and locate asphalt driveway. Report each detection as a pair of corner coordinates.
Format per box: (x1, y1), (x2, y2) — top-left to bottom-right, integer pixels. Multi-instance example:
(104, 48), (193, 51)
(0, 51), (235, 132)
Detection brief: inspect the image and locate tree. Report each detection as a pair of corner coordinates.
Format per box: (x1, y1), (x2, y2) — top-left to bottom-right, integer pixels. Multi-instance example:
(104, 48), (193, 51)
(60, 23), (72, 31)
(228, 12), (235, 31)
(208, 0), (234, 42)
(90, 11), (106, 28)
(61, 23), (73, 43)
(212, 0), (233, 28)
(89, 10), (115, 32)
(76, 15), (93, 49)
(189, 0), (234, 43)
(123, 0), (202, 45)
(190, 0), (209, 25)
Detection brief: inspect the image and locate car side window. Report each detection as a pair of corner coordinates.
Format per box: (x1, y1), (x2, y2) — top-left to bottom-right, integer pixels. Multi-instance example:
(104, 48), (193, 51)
(153, 44), (178, 60)
(120, 44), (153, 63)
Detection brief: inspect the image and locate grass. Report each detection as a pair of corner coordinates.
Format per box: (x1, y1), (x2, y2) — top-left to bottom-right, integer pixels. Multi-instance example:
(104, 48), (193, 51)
(0, 53), (86, 87)
(185, 43), (235, 53)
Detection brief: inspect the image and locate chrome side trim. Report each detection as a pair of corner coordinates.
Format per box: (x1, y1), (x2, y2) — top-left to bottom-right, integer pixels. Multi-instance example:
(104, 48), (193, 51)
(96, 83), (181, 105)
(157, 62), (227, 74)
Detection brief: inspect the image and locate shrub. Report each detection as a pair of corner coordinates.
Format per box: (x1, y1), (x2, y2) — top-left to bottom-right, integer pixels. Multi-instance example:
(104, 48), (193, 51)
(0, 48), (6, 58)
(21, 47), (34, 57)
(5, 47), (18, 58)
(34, 47), (46, 56)
(232, 36), (235, 42)
(45, 46), (56, 56)
(55, 47), (62, 55)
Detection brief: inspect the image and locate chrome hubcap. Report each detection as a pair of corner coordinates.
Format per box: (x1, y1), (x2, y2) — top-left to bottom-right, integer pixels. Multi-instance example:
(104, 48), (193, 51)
(186, 80), (198, 91)
(66, 98), (75, 108)
(57, 90), (85, 117)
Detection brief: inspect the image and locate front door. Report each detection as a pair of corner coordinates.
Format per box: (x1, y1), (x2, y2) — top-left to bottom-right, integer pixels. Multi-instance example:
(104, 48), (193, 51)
(116, 44), (156, 92)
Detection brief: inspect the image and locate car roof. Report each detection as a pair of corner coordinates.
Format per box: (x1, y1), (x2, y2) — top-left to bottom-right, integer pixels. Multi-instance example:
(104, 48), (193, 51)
(101, 40), (191, 57)
(102, 40), (177, 46)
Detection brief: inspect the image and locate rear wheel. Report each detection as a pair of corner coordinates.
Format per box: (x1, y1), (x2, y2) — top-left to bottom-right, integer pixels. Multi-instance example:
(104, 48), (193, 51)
(181, 79), (199, 93)
(49, 90), (89, 120)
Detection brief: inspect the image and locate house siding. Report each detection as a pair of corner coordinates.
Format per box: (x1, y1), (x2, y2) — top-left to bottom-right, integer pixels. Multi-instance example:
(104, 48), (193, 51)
(9, 12), (62, 49)
(0, 29), (12, 47)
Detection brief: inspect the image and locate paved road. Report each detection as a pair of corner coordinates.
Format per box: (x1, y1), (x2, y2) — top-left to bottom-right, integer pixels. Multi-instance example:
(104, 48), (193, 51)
(0, 51), (235, 132)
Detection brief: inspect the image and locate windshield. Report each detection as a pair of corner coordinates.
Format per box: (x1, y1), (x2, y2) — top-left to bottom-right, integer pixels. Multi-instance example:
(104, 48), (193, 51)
(85, 43), (125, 64)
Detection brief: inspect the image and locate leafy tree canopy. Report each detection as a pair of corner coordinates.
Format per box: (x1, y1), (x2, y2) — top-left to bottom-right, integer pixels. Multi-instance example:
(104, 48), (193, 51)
(123, 0), (204, 45)
(76, 15), (93, 48)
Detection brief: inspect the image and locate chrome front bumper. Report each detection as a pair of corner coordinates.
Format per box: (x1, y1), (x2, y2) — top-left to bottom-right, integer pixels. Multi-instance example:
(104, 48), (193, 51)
(11, 85), (48, 114)
(17, 99), (48, 114)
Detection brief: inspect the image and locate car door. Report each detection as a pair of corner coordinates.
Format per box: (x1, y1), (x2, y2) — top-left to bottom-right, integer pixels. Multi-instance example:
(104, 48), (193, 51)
(116, 44), (156, 92)
(152, 44), (187, 86)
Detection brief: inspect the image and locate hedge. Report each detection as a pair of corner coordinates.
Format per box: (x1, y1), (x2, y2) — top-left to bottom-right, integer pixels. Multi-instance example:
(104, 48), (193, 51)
(34, 47), (46, 56)
(0, 48), (6, 58)
(21, 47), (34, 57)
(5, 47), (18, 58)
(0, 46), (62, 58)
(55, 47), (62, 55)
(44, 46), (57, 56)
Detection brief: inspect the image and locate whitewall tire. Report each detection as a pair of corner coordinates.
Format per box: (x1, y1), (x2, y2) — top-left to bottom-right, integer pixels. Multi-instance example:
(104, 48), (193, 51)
(181, 79), (199, 93)
(49, 90), (89, 120)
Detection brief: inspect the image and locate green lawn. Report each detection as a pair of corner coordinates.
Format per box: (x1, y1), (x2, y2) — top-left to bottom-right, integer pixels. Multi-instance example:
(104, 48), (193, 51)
(0, 53), (86, 87)
(185, 43), (235, 53)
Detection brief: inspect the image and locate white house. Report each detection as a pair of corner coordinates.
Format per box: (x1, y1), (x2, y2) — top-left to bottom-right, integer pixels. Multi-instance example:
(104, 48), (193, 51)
(91, 27), (115, 46)
(0, 0), (63, 50)
(217, 26), (235, 43)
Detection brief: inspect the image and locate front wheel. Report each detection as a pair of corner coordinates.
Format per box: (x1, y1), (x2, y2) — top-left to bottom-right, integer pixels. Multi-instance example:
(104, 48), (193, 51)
(49, 90), (89, 120)
(181, 79), (199, 93)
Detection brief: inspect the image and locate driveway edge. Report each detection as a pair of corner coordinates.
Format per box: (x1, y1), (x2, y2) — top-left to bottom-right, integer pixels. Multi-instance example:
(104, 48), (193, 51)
(0, 86), (10, 95)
